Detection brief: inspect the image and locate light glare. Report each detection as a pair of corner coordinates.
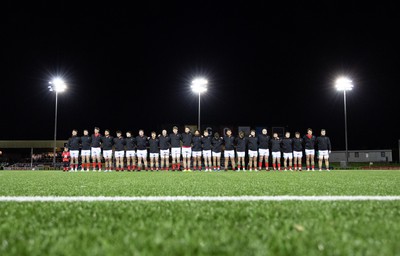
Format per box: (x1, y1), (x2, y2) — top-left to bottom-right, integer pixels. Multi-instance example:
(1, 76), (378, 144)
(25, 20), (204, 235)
(191, 78), (208, 94)
(49, 78), (67, 93)
(335, 77), (353, 91)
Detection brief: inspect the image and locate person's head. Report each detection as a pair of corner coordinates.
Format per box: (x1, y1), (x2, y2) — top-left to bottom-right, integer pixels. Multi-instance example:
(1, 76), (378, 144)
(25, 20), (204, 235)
(204, 130), (209, 137)
(105, 129), (110, 136)
(162, 129), (167, 136)
(139, 129), (144, 136)
(239, 131), (244, 138)
(72, 129), (78, 136)
(83, 129), (89, 136)
(126, 131), (132, 138)
(194, 130), (200, 136)
(250, 129), (256, 137)
(273, 132), (278, 138)
(285, 131), (290, 138)
(295, 132), (300, 138)
(64, 147), (68, 152)
(151, 131), (156, 139)
(116, 130), (122, 137)
(307, 128), (313, 135)
(94, 127), (100, 134)
(321, 129), (326, 136)
(173, 126), (178, 134)
(214, 132), (220, 139)
(185, 126), (190, 133)
(226, 129), (232, 136)
(262, 128), (267, 135)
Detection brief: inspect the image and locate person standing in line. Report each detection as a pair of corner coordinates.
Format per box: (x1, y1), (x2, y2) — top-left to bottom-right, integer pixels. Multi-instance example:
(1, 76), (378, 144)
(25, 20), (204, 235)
(159, 129), (171, 171)
(201, 130), (212, 172)
(149, 131), (160, 171)
(235, 131), (246, 171)
(67, 129), (81, 172)
(101, 129), (114, 172)
(316, 129), (332, 171)
(113, 130), (126, 171)
(248, 129), (258, 171)
(91, 127), (102, 172)
(170, 126), (182, 171)
(223, 129), (236, 171)
(181, 126), (193, 172)
(80, 129), (92, 172)
(270, 132), (282, 171)
(303, 128), (316, 171)
(257, 128), (270, 171)
(281, 131), (293, 171)
(136, 129), (149, 171)
(293, 132), (303, 171)
(192, 130), (202, 171)
(211, 132), (223, 171)
(62, 147), (70, 172)
(125, 131), (137, 171)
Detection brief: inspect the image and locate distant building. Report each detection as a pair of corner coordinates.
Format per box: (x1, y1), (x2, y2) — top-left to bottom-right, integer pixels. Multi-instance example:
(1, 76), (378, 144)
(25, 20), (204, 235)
(330, 150), (392, 163)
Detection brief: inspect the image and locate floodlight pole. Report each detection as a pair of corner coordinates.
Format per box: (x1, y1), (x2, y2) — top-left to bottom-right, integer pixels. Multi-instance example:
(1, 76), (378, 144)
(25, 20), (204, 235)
(53, 92), (58, 167)
(198, 92), (201, 130)
(343, 90), (349, 167)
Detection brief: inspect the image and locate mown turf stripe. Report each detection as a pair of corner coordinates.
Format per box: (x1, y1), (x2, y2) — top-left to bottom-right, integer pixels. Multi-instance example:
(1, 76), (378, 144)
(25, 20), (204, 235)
(1, 195), (400, 202)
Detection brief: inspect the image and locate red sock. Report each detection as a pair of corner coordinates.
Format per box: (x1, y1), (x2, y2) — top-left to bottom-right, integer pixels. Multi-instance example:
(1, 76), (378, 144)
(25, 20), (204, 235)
(312, 165), (314, 169)
(294, 164), (297, 169)
(273, 164), (276, 169)
(307, 165), (310, 169)
(258, 162), (262, 168)
(177, 163), (181, 169)
(299, 164), (302, 169)
(278, 163), (281, 169)
(266, 162), (269, 168)
(98, 162), (102, 169)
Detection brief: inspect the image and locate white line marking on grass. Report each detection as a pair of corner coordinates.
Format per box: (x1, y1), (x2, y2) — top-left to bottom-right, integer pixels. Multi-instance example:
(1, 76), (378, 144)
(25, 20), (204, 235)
(1, 196), (400, 202)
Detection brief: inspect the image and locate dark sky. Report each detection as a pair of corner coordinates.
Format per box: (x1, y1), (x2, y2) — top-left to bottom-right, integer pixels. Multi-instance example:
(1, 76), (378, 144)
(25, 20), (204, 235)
(2, 1), (399, 151)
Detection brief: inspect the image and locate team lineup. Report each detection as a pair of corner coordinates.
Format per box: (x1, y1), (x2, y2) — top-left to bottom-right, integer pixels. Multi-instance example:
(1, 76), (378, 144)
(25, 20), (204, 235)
(62, 126), (332, 172)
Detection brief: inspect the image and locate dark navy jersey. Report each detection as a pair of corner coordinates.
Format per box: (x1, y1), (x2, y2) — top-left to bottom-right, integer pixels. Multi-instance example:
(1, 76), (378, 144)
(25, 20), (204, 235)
(212, 137), (223, 153)
(170, 133), (182, 148)
(125, 137), (136, 150)
(248, 136), (258, 151)
(303, 135), (316, 150)
(159, 135), (170, 150)
(91, 133), (102, 147)
(80, 135), (91, 150)
(270, 137), (282, 152)
(136, 135), (148, 150)
(68, 136), (81, 150)
(281, 137), (293, 153)
(101, 136), (114, 150)
(224, 135), (235, 151)
(149, 138), (160, 153)
(192, 136), (202, 151)
(316, 136), (331, 151)
(113, 136), (125, 151)
(258, 134), (270, 149)
(201, 136), (212, 151)
(293, 137), (303, 151)
(181, 133), (192, 147)
(235, 137), (246, 152)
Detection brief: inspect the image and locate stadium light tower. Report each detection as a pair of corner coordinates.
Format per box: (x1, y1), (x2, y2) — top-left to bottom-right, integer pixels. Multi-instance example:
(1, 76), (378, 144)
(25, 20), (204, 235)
(335, 77), (353, 168)
(191, 78), (208, 130)
(48, 78), (67, 167)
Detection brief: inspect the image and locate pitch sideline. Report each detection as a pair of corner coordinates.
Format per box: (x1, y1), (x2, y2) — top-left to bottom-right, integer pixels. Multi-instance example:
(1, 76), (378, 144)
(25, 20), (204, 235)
(1, 195), (400, 202)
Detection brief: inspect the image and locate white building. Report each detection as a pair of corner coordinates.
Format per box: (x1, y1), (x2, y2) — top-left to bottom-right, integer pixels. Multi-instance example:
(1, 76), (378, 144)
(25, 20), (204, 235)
(330, 150), (392, 163)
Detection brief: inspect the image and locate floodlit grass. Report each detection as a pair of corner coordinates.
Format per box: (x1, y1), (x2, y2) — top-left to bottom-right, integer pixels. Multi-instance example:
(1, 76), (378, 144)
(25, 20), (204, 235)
(0, 170), (399, 255)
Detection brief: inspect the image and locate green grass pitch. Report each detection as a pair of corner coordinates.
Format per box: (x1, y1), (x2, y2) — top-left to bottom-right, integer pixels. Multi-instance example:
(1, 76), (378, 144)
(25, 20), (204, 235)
(0, 170), (399, 255)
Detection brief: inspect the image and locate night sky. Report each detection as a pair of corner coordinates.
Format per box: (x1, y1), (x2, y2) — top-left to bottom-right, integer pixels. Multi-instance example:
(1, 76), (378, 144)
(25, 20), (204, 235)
(2, 2), (399, 151)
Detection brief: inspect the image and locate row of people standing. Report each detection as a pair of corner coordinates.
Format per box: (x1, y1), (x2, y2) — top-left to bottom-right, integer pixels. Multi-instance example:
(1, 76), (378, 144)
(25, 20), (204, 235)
(66, 126), (331, 172)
